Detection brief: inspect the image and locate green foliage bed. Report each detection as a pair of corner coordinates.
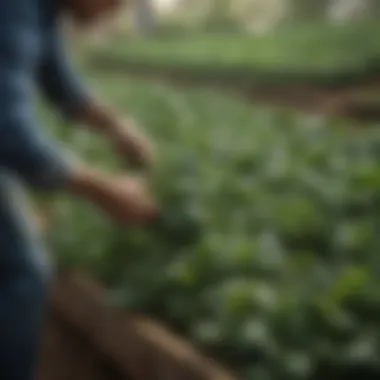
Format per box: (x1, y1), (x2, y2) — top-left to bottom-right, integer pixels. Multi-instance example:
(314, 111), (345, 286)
(89, 22), (380, 87)
(45, 71), (380, 379)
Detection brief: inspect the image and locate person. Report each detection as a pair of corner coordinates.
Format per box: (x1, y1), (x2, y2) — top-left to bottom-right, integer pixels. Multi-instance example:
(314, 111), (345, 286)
(0, 0), (156, 378)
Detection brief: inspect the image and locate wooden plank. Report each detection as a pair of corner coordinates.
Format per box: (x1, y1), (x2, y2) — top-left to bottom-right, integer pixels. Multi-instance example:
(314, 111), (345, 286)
(38, 270), (236, 380)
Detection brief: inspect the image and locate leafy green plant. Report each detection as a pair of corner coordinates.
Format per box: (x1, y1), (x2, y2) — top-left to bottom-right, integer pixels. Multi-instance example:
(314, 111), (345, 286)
(46, 73), (380, 378)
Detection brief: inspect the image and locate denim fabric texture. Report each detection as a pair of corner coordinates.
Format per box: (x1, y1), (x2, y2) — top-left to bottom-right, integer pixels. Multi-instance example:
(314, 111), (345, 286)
(0, 0), (88, 378)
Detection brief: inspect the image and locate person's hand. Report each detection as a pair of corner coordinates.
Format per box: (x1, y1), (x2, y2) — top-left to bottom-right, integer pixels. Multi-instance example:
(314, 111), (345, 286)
(34, 209), (50, 234)
(67, 165), (157, 225)
(76, 103), (155, 169)
(108, 117), (156, 169)
(97, 175), (157, 224)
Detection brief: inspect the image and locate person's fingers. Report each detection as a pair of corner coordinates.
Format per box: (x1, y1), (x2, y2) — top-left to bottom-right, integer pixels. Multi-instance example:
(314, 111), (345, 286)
(111, 119), (156, 168)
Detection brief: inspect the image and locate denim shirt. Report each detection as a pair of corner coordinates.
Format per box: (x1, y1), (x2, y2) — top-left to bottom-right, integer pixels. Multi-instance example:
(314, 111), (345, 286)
(0, 0), (89, 190)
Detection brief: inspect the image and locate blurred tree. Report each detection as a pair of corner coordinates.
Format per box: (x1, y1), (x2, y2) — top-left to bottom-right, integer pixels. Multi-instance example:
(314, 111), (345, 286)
(370, 0), (380, 15)
(231, 0), (286, 33)
(329, 0), (380, 22)
(291, 0), (330, 21)
(132, 0), (157, 33)
(204, 0), (238, 31)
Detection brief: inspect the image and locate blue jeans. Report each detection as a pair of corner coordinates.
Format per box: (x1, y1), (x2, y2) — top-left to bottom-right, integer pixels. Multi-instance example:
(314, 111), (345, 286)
(0, 173), (50, 380)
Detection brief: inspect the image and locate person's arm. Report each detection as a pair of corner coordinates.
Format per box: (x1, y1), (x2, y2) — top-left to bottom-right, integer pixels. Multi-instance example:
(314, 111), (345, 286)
(0, 0), (79, 191)
(0, 93), (155, 223)
(0, 4), (155, 227)
(0, 72), (75, 190)
(37, 15), (155, 168)
(37, 13), (155, 171)
(36, 10), (123, 134)
(36, 21), (124, 134)
(36, 15), (91, 121)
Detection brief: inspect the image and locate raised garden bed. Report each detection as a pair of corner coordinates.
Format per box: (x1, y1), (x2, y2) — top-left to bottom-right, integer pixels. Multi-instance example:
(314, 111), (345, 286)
(38, 270), (236, 380)
(88, 21), (380, 90)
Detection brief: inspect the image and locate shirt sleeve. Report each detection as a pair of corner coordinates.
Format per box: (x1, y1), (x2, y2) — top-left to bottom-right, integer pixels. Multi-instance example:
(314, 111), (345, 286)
(36, 18), (91, 119)
(0, 1), (76, 191)
(0, 96), (75, 190)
